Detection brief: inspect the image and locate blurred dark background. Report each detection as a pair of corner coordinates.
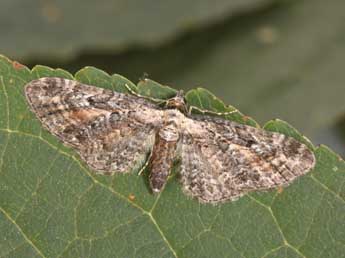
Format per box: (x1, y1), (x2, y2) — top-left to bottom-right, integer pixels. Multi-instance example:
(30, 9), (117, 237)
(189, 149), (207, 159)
(2, 0), (345, 155)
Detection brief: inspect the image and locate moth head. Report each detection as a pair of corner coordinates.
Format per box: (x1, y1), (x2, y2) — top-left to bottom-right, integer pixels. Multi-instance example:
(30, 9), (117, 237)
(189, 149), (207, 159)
(165, 90), (187, 113)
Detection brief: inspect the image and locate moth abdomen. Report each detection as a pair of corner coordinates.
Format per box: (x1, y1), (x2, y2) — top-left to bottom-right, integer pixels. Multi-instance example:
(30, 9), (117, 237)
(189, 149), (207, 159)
(149, 125), (179, 193)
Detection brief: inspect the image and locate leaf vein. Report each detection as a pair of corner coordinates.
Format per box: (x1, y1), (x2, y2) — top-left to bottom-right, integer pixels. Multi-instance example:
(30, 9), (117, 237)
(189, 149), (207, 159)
(148, 213), (178, 258)
(247, 195), (308, 258)
(310, 175), (345, 204)
(0, 207), (47, 258)
(0, 76), (9, 129)
(0, 128), (149, 214)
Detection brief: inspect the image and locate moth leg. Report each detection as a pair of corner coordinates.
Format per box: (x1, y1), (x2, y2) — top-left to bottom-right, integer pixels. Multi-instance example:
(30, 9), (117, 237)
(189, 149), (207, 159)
(124, 83), (167, 104)
(137, 150), (152, 176)
(148, 124), (179, 193)
(188, 105), (238, 117)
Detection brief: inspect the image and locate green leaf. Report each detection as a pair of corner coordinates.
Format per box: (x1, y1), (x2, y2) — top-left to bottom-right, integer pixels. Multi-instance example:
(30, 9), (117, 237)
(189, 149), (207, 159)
(185, 88), (259, 127)
(1, 55), (345, 258)
(1, 0), (275, 60)
(137, 79), (177, 100)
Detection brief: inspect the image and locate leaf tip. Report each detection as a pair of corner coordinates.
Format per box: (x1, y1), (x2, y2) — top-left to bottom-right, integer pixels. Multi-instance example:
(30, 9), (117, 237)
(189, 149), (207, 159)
(12, 61), (25, 70)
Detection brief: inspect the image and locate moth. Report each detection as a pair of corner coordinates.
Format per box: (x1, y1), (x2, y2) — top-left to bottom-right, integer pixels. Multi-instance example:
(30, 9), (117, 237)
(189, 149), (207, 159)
(25, 77), (316, 203)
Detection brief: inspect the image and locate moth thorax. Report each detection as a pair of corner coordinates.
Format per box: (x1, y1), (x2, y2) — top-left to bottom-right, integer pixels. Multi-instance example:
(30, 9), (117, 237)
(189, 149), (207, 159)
(159, 124), (179, 141)
(165, 90), (187, 113)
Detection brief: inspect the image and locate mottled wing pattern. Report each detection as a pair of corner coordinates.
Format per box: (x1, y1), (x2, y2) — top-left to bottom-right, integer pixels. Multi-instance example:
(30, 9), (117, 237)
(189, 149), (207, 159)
(180, 115), (315, 203)
(25, 77), (164, 173)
